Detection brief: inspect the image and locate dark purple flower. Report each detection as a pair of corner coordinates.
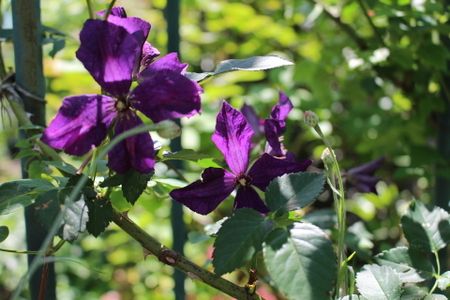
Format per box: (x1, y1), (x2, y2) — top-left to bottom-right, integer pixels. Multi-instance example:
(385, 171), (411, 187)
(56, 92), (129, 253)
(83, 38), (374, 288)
(170, 102), (311, 215)
(42, 7), (202, 174)
(345, 157), (384, 194)
(241, 92), (294, 157)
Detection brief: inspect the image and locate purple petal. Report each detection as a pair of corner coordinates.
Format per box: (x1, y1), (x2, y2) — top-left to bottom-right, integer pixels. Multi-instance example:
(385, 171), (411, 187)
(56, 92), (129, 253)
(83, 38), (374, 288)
(347, 157), (385, 176)
(97, 6), (127, 18)
(234, 186), (269, 214)
(170, 168), (237, 215)
(130, 69), (202, 123)
(140, 42), (160, 68)
(270, 92), (293, 128)
(139, 53), (188, 79)
(264, 119), (284, 157)
(212, 102), (254, 175)
(107, 112), (155, 174)
(76, 20), (145, 96)
(247, 153), (312, 190)
(241, 103), (264, 136)
(42, 95), (116, 156)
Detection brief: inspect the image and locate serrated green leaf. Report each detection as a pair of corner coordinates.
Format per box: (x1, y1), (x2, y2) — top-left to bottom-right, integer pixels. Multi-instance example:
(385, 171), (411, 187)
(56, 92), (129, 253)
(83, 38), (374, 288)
(437, 271), (450, 291)
(213, 208), (272, 275)
(62, 198), (88, 242)
(99, 174), (125, 188)
(356, 264), (402, 300)
(375, 246), (434, 283)
(263, 222), (336, 300)
(0, 226), (9, 243)
(401, 201), (450, 252)
(0, 179), (54, 214)
(121, 170), (152, 204)
(265, 172), (325, 212)
(186, 55), (293, 82)
(85, 197), (113, 237)
(400, 285), (428, 300)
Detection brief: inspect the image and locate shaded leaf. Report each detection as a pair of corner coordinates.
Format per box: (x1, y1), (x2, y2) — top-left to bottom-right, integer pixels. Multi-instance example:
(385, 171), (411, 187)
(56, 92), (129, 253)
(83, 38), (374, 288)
(213, 208), (272, 275)
(401, 201), (450, 252)
(0, 179), (54, 214)
(85, 197), (113, 237)
(161, 149), (212, 162)
(400, 285), (428, 300)
(356, 264), (402, 300)
(0, 226), (9, 243)
(375, 246), (434, 283)
(265, 172), (325, 212)
(122, 170), (153, 204)
(302, 208), (336, 229)
(263, 222), (336, 300)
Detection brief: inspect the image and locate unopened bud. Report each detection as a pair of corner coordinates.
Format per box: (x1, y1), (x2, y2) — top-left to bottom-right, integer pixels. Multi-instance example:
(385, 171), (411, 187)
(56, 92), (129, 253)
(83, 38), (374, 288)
(156, 120), (181, 139)
(303, 111), (319, 127)
(321, 148), (335, 166)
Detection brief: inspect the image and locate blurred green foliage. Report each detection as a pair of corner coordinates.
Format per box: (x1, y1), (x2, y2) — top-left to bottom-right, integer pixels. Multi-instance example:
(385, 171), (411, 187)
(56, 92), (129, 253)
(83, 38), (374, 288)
(0, 0), (448, 299)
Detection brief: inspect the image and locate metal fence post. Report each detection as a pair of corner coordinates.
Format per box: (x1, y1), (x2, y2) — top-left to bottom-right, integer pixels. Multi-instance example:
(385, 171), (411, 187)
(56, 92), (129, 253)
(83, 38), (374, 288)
(11, 1), (56, 299)
(165, 0), (186, 299)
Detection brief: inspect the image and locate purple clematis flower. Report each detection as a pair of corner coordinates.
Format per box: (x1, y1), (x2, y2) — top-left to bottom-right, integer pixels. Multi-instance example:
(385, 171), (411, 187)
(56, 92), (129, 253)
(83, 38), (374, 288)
(170, 102), (311, 215)
(42, 7), (202, 174)
(241, 92), (294, 157)
(345, 157), (384, 194)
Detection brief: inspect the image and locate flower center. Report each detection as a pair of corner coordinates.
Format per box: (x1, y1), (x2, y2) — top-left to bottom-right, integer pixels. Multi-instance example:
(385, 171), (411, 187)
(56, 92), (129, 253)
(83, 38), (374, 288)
(237, 174), (251, 187)
(115, 97), (130, 112)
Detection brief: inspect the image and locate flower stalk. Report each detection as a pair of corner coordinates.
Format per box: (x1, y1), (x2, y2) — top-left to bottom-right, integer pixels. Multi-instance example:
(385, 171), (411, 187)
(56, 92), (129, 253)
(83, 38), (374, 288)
(304, 111), (348, 297)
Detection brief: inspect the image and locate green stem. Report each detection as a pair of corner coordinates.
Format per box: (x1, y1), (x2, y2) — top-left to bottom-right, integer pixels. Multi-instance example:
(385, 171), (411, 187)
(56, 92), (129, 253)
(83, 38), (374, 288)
(86, 0), (94, 19)
(111, 212), (261, 300)
(103, 0), (117, 21)
(0, 248), (39, 255)
(314, 125), (347, 297)
(429, 251), (441, 295)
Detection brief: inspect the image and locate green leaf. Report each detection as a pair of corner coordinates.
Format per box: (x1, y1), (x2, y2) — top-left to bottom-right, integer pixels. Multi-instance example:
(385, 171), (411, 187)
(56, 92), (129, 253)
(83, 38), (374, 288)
(100, 174), (125, 188)
(302, 208), (336, 229)
(0, 179), (54, 214)
(45, 161), (77, 176)
(85, 197), (113, 237)
(100, 170), (152, 204)
(339, 296), (363, 300)
(401, 201), (450, 252)
(437, 271), (450, 291)
(400, 285), (428, 300)
(213, 208), (272, 275)
(204, 217), (228, 236)
(186, 55), (293, 82)
(34, 189), (61, 230)
(375, 246), (434, 283)
(0, 226), (9, 243)
(356, 264), (402, 300)
(122, 170), (153, 204)
(62, 198), (88, 242)
(424, 295), (448, 300)
(263, 223), (336, 300)
(265, 172), (325, 212)
(161, 149), (212, 162)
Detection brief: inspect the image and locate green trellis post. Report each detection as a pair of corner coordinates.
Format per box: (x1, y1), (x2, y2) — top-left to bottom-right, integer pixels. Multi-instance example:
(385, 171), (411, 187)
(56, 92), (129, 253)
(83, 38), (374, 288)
(11, 1), (56, 299)
(165, 0), (186, 299)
